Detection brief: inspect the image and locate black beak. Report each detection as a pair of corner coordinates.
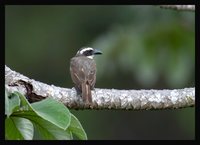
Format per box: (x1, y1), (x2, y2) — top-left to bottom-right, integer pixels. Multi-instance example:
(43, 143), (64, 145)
(93, 49), (102, 55)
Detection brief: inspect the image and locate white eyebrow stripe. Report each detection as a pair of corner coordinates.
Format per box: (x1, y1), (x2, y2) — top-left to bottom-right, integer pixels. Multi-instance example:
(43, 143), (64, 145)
(79, 47), (93, 54)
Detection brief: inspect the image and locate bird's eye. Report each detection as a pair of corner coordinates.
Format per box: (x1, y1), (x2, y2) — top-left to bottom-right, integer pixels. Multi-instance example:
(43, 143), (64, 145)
(84, 50), (93, 56)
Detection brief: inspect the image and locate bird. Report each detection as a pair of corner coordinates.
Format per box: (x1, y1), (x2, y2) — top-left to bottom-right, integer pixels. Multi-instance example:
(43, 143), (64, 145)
(70, 47), (102, 103)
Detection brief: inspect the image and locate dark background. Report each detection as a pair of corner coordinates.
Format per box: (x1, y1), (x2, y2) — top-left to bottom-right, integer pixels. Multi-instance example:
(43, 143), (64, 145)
(5, 5), (195, 140)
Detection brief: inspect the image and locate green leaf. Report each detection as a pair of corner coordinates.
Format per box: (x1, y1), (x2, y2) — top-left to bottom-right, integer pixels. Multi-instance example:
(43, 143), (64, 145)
(15, 92), (32, 110)
(13, 117), (34, 140)
(31, 98), (71, 130)
(15, 111), (73, 140)
(5, 117), (24, 140)
(68, 113), (87, 140)
(5, 90), (9, 116)
(5, 91), (20, 117)
(5, 117), (34, 140)
(5, 92), (74, 140)
(33, 121), (73, 140)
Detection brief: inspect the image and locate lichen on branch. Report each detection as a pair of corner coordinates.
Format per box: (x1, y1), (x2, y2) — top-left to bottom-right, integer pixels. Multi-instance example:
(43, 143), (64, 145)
(5, 65), (195, 110)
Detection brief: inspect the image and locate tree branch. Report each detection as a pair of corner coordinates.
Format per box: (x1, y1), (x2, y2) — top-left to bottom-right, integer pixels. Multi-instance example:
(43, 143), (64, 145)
(5, 65), (195, 110)
(159, 5), (195, 11)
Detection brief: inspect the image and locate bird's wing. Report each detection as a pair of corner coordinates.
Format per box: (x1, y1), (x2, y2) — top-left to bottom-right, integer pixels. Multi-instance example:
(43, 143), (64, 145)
(70, 57), (96, 89)
(70, 57), (86, 90)
(86, 60), (96, 89)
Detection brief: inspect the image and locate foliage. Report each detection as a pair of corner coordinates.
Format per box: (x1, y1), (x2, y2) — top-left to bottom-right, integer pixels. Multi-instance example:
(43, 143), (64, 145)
(5, 89), (87, 140)
(93, 20), (194, 89)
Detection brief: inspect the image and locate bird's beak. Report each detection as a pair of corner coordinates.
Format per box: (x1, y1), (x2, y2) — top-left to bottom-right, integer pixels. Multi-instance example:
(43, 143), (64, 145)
(93, 49), (102, 55)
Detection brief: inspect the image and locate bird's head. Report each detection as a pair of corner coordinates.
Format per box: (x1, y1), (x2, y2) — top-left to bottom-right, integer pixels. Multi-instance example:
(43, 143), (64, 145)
(76, 47), (102, 59)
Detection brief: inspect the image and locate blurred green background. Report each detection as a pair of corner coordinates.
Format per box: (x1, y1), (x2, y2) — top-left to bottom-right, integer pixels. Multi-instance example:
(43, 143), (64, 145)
(5, 5), (195, 140)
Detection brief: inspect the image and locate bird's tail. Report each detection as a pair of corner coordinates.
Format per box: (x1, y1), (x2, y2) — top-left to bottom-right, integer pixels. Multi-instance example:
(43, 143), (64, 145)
(81, 83), (92, 103)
